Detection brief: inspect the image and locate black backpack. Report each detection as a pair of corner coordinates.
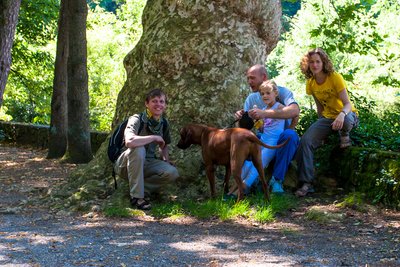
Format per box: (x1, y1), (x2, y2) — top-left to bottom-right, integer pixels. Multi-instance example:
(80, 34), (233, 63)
(108, 119), (132, 163)
(108, 113), (168, 188)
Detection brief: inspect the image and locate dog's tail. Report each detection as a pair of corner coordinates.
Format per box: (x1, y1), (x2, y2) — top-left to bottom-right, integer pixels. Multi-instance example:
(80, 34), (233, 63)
(251, 135), (290, 149)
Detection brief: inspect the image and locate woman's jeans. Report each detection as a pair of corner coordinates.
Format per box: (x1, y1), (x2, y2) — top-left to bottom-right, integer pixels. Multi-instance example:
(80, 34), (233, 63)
(296, 112), (359, 183)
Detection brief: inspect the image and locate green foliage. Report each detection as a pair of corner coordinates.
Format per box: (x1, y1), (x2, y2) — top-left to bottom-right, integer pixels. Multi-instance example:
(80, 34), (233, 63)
(282, 0), (301, 17)
(87, 0), (123, 13)
(371, 167), (400, 207)
(87, 0), (145, 130)
(4, 0), (145, 131)
(17, 0), (59, 46)
(336, 192), (367, 212)
(4, 0), (58, 125)
(296, 106), (318, 136)
(351, 94), (400, 151)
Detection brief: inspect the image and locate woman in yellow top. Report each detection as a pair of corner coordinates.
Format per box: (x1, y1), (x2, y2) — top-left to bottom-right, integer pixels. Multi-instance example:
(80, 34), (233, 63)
(295, 48), (359, 197)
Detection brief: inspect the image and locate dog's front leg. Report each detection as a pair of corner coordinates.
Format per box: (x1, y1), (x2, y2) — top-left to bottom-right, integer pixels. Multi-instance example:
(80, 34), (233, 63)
(205, 164), (217, 198)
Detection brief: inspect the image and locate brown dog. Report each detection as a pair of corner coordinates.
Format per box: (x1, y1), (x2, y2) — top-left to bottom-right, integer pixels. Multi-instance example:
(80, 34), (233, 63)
(177, 123), (288, 201)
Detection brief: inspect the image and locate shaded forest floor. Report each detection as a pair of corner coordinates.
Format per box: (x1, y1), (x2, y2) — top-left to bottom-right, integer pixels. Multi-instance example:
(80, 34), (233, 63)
(0, 143), (399, 266)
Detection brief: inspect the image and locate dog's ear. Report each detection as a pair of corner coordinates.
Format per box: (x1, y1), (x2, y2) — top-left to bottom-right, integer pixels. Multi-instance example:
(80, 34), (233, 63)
(184, 128), (192, 144)
(238, 111), (254, 130)
(177, 127), (193, 149)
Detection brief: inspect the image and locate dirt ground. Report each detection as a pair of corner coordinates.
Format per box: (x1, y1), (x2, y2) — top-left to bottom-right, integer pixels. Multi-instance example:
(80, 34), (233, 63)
(0, 143), (399, 267)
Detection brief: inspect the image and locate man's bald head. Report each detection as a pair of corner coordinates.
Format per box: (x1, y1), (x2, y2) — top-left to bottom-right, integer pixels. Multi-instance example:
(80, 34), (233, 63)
(246, 64), (268, 92)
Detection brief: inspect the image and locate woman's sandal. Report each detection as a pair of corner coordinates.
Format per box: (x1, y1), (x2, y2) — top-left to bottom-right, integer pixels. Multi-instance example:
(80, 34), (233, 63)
(340, 136), (352, 149)
(130, 197), (152, 210)
(295, 183), (315, 197)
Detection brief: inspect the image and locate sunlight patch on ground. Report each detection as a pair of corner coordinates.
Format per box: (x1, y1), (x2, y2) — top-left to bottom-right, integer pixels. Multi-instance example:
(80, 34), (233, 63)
(30, 157), (46, 162)
(110, 240), (150, 246)
(3, 231), (65, 245)
(169, 237), (238, 252)
(1, 161), (18, 167)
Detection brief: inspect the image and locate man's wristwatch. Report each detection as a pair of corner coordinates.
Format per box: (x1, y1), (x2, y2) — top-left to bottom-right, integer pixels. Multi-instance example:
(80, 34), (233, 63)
(341, 110), (348, 116)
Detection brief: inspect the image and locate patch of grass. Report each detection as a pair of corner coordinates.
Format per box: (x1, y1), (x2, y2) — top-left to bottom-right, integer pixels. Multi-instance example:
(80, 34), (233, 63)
(251, 193), (297, 223)
(304, 209), (331, 224)
(253, 205), (274, 223)
(151, 202), (186, 218)
(304, 208), (343, 224)
(101, 183), (298, 223)
(104, 206), (144, 217)
(151, 192), (297, 223)
(336, 192), (364, 208)
(336, 192), (375, 213)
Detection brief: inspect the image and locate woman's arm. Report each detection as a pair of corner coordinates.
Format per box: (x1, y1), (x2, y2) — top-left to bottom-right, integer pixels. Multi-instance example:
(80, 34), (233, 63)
(331, 89), (352, 131)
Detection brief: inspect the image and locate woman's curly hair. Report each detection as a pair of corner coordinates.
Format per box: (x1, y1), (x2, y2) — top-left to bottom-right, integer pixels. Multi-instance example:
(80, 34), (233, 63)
(300, 48), (335, 79)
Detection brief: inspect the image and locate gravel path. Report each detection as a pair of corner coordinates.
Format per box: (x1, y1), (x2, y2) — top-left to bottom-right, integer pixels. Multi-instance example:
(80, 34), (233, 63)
(1, 143), (399, 266)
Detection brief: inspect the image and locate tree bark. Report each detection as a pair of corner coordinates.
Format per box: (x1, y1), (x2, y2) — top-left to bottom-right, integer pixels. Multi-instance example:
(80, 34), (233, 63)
(65, 0), (92, 163)
(0, 0), (21, 108)
(47, 0), (69, 159)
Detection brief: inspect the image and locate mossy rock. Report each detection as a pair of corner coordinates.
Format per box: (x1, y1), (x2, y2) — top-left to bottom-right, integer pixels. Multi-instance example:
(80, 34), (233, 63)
(330, 147), (400, 208)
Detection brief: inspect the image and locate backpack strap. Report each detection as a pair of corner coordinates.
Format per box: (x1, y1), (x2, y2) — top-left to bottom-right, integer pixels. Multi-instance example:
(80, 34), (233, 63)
(162, 117), (168, 133)
(138, 112), (145, 135)
(112, 168), (117, 189)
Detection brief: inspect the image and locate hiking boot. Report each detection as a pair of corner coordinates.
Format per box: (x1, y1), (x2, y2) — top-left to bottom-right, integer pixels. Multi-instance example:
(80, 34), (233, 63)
(269, 176), (284, 194)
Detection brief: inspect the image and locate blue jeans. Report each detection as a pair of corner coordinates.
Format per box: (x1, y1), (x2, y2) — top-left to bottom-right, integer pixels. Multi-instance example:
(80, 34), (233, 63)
(296, 112), (359, 183)
(242, 129), (300, 189)
(272, 129), (300, 182)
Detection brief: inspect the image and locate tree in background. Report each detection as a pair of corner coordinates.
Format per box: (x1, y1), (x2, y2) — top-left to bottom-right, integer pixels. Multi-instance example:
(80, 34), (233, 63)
(2, 0), (145, 131)
(87, 0), (145, 131)
(0, 0), (21, 108)
(47, 0), (69, 159)
(2, 0), (58, 123)
(65, 0), (92, 163)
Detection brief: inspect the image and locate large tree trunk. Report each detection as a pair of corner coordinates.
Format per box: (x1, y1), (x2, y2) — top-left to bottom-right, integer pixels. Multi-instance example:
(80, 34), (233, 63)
(47, 0), (69, 159)
(58, 0), (282, 202)
(65, 0), (92, 163)
(114, 0), (282, 178)
(0, 0), (21, 108)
